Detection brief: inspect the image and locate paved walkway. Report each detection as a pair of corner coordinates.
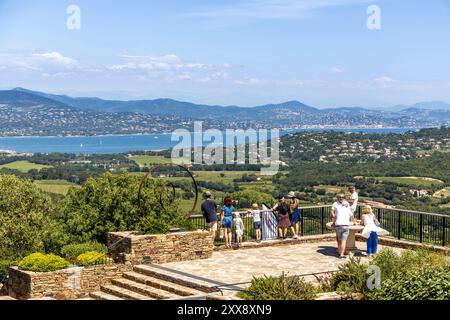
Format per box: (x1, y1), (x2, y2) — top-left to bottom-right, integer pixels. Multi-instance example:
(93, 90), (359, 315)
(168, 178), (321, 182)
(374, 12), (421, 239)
(161, 240), (402, 291)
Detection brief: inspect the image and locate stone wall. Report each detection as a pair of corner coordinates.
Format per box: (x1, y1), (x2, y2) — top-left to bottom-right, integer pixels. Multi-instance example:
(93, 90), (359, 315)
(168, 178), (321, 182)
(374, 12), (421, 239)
(108, 230), (214, 265)
(6, 264), (131, 300)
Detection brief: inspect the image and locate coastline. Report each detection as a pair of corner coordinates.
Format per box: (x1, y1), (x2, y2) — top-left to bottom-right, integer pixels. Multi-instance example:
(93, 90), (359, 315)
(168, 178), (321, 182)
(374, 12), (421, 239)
(0, 126), (424, 139)
(0, 127), (427, 155)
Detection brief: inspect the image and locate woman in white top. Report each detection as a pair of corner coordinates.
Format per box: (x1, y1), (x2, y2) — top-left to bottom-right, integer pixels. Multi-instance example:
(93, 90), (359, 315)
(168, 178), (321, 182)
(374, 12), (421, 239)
(360, 206), (389, 256)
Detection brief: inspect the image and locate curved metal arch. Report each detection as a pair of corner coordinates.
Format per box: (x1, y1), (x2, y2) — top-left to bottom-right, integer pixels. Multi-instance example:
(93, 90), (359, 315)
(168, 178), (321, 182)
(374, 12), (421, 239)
(138, 164), (198, 213)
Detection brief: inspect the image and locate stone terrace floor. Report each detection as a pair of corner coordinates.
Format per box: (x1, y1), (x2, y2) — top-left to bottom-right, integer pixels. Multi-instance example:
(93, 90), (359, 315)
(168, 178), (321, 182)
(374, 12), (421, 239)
(160, 240), (403, 296)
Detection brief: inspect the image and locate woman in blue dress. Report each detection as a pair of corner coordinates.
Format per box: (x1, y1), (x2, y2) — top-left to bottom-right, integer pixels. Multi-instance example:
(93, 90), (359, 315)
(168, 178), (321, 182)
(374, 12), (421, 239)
(221, 196), (235, 249)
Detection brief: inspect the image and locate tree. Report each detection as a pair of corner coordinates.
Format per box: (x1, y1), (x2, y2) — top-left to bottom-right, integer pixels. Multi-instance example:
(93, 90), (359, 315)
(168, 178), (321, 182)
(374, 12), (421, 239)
(0, 175), (61, 259)
(232, 189), (274, 208)
(57, 172), (177, 244)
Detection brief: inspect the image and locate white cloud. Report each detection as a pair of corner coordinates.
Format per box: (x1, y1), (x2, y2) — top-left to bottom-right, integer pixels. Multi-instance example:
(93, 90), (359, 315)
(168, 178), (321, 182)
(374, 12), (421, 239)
(234, 77), (261, 85)
(374, 76), (394, 87)
(107, 54), (232, 83)
(0, 50), (78, 75)
(31, 52), (77, 65)
(330, 67), (343, 74)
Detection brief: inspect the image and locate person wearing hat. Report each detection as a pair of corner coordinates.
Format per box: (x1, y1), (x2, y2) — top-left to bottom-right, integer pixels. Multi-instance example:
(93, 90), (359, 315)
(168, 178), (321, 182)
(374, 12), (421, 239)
(288, 191), (301, 239)
(201, 191), (218, 243)
(247, 203), (262, 242)
(272, 195), (291, 239)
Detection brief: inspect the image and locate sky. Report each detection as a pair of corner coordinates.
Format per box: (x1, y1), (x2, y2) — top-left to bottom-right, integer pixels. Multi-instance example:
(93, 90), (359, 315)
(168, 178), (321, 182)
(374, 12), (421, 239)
(0, 0), (450, 108)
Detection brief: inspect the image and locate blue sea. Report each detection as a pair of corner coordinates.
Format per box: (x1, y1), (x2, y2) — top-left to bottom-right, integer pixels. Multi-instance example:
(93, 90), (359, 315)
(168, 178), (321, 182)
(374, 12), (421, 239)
(0, 128), (419, 154)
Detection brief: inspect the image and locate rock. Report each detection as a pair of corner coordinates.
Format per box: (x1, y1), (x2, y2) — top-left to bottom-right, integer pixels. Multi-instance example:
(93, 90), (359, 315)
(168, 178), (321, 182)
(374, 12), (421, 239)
(54, 290), (73, 300)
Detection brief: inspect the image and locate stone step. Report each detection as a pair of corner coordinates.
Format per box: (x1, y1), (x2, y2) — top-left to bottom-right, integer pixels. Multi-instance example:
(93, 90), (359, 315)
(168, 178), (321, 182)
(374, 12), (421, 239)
(111, 278), (178, 300)
(123, 271), (208, 297)
(133, 265), (220, 293)
(101, 284), (154, 300)
(90, 291), (124, 301)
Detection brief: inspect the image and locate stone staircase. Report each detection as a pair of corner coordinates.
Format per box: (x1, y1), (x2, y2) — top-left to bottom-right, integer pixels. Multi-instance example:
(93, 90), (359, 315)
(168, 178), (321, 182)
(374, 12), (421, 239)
(90, 265), (219, 300)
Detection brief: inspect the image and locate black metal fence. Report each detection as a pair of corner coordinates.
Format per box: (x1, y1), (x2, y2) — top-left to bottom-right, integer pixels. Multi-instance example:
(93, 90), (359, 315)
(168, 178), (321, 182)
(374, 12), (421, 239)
(189, 205), (449, 247)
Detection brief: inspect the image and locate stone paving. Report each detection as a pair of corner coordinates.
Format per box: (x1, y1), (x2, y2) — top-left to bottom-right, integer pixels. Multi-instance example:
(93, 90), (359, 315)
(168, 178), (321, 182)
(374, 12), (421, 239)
(160, 240), (403, 291)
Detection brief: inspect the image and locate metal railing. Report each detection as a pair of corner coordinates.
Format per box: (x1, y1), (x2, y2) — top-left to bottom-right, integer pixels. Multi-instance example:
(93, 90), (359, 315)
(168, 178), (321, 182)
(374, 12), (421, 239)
(189, 205), (449, 247)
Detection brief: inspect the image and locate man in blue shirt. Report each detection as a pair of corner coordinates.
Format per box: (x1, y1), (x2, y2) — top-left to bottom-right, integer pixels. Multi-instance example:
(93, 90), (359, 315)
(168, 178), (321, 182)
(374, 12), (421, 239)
(201, 191), (218, 242)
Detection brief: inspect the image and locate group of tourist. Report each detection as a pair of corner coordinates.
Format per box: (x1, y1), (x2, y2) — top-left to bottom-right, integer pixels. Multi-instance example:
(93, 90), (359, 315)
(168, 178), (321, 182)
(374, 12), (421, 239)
(331, 187), (388, 258)
(201, 186), (388, 256)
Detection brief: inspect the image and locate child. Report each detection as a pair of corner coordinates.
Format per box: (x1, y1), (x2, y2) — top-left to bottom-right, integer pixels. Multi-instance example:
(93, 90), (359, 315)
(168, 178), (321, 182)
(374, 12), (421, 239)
(360, 206), (389, 256)
(233, 212), (244, 248)
(247, 203), (262, 243)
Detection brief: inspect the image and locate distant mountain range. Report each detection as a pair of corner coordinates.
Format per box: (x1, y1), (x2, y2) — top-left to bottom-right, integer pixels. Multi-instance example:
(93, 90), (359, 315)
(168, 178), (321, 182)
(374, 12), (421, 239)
(0, 87), (449, 136)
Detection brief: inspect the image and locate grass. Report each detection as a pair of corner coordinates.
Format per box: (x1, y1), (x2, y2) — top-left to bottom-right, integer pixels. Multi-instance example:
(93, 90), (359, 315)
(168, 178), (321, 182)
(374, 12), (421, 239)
(416, 148), (450, 155)
(314, 185), (346, 194)
(129, 155), (172, 167)
(34, 180), (78, 195)
(376, 176), (444, 187)
(434, 187), (450, 198)
(0, 161), (52, 173)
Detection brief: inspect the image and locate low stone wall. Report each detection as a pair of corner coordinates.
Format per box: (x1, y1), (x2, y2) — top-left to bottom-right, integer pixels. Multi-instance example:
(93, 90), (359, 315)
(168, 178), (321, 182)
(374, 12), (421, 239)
(108, 230), (214, 265)
(214, 233), (336, 251)
(5, 264), (131, 300)
(356, 235), (450, 255)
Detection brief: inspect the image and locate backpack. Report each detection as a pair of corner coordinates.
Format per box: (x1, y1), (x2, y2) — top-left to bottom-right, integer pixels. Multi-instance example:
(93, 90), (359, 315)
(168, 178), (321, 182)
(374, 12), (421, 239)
(278, 202), (290, 216)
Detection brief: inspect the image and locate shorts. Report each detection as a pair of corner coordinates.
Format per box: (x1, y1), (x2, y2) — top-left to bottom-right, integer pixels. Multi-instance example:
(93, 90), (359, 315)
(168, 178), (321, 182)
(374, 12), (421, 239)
(222, 217), (232, 229)
(335, 226), (350, 241)
(291, 208), (301, 223)
(207, 221), (218, 233)
(253, 221), (261, 230)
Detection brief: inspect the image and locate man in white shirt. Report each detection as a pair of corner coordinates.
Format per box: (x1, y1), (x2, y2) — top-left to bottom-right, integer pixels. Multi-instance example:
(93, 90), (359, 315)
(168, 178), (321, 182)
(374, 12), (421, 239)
(332, 194), (355, 258)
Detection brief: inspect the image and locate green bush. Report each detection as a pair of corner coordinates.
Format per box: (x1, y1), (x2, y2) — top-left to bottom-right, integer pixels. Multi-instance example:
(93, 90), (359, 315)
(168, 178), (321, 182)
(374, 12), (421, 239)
(61, 242), (107, 261)
(58, 172), (176, 243)
(328, 249), (449, 300)
(18, 253), (71, 272)
(370, 248), (447, 281)
(329, 256), (369, 299)
(75, 251), (108, 267)
(238, 273), (318, 300)
(0, 175), (63, 259)
(0, 260), (17, 283)
(136, 214), (171, 234)
(367, 265), (450, 300)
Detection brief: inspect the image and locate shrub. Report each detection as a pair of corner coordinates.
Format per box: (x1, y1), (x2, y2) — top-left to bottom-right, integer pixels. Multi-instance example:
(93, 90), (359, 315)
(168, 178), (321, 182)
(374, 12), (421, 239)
(58, 172), (175, 243)
(61, 242), (107, 261)
(370, 248), (448, 281)
(136, 215), (171, 234)
(329, 256), (369, 299)
(75, 251), (108, 267)
(0, 175), (62, 259)
(18, 253), (71, 272)
(328, 249), (449, 300)
(238, 273), (318, 300)
(367, 265), (450, 300)
(0, 260), (17, 283)
(168, 214), (195, 231)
